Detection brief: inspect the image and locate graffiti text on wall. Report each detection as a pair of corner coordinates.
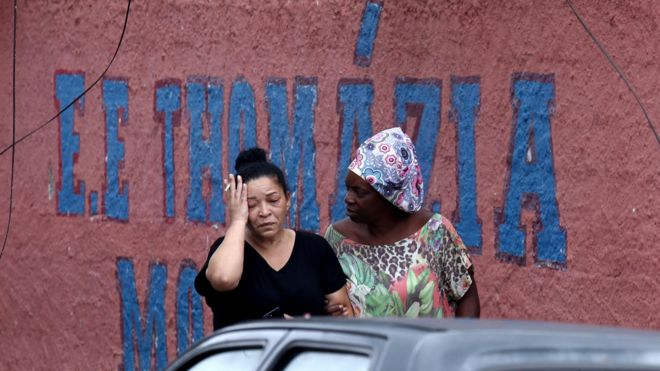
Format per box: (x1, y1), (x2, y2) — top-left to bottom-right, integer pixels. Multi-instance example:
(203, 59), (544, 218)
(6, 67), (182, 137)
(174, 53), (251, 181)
(117, 258), (204, 371)
(55, 72), (567, 264)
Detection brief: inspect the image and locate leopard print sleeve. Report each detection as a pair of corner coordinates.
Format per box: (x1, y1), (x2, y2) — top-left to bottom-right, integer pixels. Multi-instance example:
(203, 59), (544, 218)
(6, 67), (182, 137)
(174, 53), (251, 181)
(438, 215), (473, 301)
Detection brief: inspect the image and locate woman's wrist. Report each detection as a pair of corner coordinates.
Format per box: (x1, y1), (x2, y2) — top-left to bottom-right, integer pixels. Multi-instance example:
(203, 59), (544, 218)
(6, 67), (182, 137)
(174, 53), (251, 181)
(227, 219), (247, 230)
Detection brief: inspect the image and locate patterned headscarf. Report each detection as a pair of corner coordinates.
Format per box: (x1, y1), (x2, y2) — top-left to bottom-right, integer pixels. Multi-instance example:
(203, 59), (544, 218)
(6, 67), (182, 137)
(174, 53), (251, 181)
(348, 127), (424, 212)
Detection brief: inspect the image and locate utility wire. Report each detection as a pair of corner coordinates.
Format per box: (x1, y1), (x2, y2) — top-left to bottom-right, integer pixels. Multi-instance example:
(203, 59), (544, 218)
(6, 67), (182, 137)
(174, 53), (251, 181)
(0, 0), (132, 157)
(566, 0), (660, 146)
(0, 0), (132, 261)
(1, 0), (18, 261)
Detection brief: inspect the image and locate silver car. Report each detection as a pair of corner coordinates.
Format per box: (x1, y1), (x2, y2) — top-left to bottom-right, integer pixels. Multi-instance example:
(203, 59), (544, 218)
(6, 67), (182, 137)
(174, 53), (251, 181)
(166, 318), (660, 371)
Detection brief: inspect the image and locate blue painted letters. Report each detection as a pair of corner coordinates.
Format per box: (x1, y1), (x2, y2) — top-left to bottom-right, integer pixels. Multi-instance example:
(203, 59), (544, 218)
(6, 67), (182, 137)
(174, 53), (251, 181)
(497, 74), (566, 265)
(394, 79), (441, 191)
(176, 262), (204, 355)
(103, 79), (130, 221)
(186, 80), (224, 224)
(117, 258), (168, 371)
(55, 73), (86, 216)
(266, 78), (320, 230)
(155, 82), (181, 219)
(331, 81), (374, 222)
(450, 77), (482, 250)
(228, 79), (257, 170)
(354, 0), (383, 67)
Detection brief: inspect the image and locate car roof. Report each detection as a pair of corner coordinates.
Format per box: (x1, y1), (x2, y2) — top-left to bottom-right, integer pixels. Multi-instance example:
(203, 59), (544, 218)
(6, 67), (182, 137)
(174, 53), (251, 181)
(173, 319), (660, 371)
(217, 317), (660, 339)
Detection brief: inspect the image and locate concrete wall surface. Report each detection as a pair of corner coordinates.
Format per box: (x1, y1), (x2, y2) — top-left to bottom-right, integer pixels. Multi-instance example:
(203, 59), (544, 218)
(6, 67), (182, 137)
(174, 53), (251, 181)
(1, 0), (659, 370)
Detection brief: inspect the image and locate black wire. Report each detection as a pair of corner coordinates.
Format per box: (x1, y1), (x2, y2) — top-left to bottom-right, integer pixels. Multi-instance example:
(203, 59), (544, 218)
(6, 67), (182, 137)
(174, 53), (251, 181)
(1, 0), (18, 261)
(0, 0), (132, 261)
(566, 0), (660, 146)
(0, 0), (132, 157)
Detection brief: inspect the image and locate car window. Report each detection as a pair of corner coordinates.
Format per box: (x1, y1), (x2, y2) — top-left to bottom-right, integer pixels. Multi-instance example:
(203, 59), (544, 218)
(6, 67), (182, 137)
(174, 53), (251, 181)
(187, 348), (263, 371)
(279, 350), (369, 371)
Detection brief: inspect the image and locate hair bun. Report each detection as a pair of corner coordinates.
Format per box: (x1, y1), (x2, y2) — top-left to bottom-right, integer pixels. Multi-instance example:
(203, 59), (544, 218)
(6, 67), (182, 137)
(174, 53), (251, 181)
(235, 147), (269, 171)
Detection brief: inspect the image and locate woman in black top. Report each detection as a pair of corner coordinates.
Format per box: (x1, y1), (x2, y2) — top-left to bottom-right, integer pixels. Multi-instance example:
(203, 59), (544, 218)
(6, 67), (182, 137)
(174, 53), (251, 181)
(195, 147), (354, 330)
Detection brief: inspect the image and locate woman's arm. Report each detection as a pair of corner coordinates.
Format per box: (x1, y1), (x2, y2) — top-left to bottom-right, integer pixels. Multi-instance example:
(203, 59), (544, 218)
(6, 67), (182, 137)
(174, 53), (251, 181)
(206, 175), (249, 292)
(455, 266), (480, 318)
(325, 286), (355, 317)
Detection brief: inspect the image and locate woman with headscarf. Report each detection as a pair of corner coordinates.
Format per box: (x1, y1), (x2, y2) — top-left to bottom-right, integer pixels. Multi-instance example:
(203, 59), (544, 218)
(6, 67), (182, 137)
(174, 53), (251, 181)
(324, 127), (480, 318)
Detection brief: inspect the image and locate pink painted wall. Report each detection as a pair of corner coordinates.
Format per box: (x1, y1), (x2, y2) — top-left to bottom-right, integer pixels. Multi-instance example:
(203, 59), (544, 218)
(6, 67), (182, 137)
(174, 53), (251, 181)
(1, 1), (659, 370)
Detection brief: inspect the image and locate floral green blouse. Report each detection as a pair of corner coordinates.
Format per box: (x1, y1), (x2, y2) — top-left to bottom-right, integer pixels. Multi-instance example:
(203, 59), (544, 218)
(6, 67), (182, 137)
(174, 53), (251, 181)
(324, 214), (473, 318)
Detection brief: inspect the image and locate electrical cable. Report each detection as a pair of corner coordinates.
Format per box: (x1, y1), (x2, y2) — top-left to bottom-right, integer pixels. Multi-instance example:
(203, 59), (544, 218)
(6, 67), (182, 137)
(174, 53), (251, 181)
(1, 0), (18, 261)
(0, 0), (132, 261)
(0, 0), (132, 157)
(566, 0), (660, 146)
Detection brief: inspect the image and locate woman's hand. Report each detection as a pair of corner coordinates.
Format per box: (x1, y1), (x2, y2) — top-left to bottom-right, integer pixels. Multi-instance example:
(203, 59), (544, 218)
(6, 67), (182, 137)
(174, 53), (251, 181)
(206, 174), (249, 292)
(325, 300), (351, 317)
(225, 174), (248, 226)
(325, 287), (355, 317)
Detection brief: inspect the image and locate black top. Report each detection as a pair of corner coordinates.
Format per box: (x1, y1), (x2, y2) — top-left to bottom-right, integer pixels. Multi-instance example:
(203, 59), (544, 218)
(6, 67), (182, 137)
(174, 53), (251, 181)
(195, 230), (347, 330)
